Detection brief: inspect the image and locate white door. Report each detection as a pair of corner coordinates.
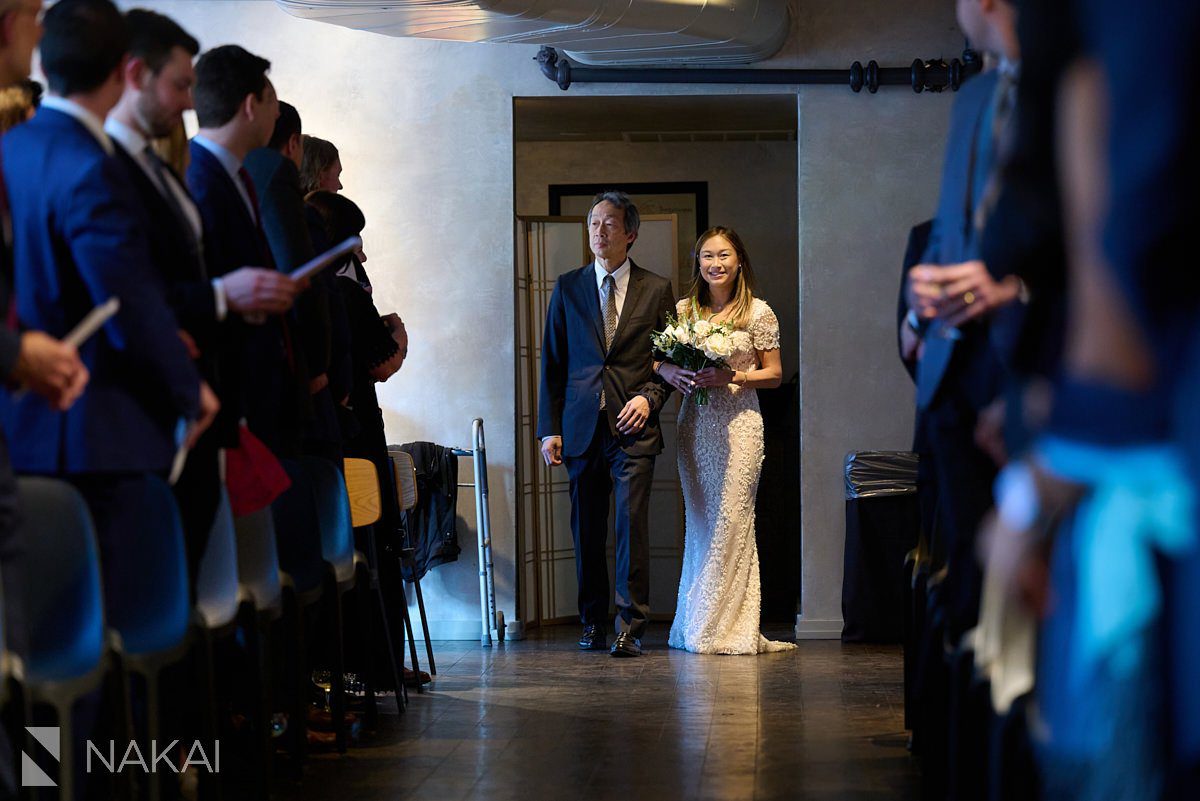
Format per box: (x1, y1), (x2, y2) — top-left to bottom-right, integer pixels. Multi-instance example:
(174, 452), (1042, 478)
(516, 215), (684, 626)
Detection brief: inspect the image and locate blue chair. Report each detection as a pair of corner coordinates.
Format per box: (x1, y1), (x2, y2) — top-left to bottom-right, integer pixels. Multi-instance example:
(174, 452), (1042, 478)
(104, 474), (193, 801)
(17, 476), (110, 799)
(233, 505), (285, 796)
(193, 488), (240, 801)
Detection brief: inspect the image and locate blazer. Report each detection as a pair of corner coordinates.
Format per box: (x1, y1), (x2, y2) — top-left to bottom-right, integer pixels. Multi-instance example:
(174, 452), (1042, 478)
(186, 140), (303, 455)
(112, 142), (221, 384)
(243, 148), (331, 379)
(0, 107), (200, 473)
(916, 69), (1006, 413)
(537, 261), (674, 458)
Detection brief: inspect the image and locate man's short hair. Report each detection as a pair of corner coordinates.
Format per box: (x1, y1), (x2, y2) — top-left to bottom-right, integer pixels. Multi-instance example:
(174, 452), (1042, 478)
(39, 0), (129, 97)
(125, 9), (199, 74)
(193, 44), (270, 129)
(587, 190), (641, 241)
(268, 101), (301, 151)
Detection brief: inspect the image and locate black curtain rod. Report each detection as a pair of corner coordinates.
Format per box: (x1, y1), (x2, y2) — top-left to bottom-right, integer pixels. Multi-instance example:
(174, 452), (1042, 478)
(536, 47), (982, 93)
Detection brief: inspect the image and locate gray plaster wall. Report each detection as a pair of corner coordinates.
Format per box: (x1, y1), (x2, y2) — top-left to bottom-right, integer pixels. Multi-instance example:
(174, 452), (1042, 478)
(128, 0), (962, 638)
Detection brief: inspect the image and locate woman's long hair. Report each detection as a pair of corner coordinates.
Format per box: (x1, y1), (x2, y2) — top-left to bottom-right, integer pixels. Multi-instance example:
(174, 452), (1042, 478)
(684, 226), (757, 329)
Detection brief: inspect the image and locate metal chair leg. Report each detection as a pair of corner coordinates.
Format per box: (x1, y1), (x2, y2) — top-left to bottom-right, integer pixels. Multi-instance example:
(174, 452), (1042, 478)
(409, 568), (436, 675)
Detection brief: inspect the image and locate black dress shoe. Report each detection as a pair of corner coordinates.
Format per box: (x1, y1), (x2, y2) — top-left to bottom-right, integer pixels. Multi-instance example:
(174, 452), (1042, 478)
(578, 624), (606, 650)
(610, 632), (643, 657)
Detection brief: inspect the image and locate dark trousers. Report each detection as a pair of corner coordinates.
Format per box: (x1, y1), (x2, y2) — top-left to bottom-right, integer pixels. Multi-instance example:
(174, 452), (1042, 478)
(173, 434), (221, 598)
(923, 392), (997, 643)
(565, 413), (654, 639)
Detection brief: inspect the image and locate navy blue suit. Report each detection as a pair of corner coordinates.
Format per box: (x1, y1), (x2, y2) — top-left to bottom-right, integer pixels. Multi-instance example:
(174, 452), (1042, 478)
(0, 107), (199, 474)
(914, 70), (1005, 640)
(186, 140), (303, 456)
(537, 261), (673, 637)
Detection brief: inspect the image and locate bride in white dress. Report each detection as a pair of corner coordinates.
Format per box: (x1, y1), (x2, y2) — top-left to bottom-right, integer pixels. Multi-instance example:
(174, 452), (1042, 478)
(655, 227), (797, 655)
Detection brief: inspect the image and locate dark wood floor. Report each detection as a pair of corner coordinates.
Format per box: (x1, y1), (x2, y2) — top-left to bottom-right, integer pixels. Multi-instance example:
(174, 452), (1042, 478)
(282, 624), (919, 801)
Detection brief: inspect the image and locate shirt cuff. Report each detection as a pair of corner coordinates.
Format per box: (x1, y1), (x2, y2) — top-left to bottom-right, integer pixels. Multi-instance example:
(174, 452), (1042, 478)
(540, 435), (560, 443)
(211, 277), (228, 322)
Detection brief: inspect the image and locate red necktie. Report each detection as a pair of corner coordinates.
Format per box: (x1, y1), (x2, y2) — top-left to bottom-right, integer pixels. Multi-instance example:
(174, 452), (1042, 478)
(236, 166), (295, 371)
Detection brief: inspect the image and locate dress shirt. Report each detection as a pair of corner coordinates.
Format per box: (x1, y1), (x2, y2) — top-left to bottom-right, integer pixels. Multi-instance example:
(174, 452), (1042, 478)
(594, 257), (631, 323)
(40, 96), (113, 155)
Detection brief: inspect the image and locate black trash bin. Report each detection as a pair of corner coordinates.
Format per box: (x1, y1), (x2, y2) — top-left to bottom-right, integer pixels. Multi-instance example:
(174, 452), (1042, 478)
(841, 450), (920, 643)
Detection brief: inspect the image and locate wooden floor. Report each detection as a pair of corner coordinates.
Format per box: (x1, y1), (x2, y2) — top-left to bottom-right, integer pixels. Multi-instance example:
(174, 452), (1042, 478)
(282, 624), (918, 801)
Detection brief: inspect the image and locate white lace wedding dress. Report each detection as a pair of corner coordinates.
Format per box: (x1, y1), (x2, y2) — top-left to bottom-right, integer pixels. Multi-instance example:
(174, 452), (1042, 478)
(669, 298), (797, 655)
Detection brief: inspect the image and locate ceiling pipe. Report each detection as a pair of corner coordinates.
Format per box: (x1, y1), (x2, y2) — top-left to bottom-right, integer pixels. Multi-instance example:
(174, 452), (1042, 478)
(536, 46), (982, 93)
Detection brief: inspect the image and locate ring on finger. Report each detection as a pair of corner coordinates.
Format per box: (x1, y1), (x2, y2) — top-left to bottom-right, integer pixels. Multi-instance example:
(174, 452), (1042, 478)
(963, 290), (976, 305)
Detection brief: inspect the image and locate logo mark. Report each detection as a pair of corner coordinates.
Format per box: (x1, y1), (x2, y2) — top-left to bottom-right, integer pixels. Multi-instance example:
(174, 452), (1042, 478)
(21, 726), (59, 788)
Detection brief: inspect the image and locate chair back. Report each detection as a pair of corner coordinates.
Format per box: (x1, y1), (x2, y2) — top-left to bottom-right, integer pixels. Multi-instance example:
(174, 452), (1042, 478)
(271, 459), (327, 596)
(18, 477), (106, 683)
(195, 488), (240, 630)
(105, 474), (192, 658)
(390, 450), (419, 512)
(343, 458), (382, 528)
(301, 458), (355, 584)
(234, 506), (283, 614)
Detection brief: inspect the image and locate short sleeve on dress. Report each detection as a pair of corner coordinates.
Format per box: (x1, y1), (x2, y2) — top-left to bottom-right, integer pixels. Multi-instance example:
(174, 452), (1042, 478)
(750, 300), (780, 351)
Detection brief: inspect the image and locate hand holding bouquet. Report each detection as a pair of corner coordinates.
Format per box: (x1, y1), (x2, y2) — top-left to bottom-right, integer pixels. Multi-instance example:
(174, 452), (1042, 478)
(651, 313), (735, 406)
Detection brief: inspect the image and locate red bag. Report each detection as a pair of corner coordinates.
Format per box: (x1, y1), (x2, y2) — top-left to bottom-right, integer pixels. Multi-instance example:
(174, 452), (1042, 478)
(225, 424), (291, 517)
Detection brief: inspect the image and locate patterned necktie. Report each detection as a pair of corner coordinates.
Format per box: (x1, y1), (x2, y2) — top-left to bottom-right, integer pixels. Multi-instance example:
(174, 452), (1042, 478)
(600, 273), (617, 409)
(602, 274), (617, 350)
(973, 67), (1019, 233)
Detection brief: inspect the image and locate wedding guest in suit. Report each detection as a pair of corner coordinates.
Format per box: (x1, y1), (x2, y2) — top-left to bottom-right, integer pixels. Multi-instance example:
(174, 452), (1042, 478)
(188, 44), (305, 457)
(0, 0), (89, 793)
(536, 191), (674, 657)
(245, 101), (342, 464)
(106, 9), (296, 581)
(903, 0), (1020, 642)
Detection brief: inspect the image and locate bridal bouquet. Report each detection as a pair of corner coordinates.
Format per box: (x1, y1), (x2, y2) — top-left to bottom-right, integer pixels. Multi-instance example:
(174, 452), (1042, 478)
(651, 313), (735, 406)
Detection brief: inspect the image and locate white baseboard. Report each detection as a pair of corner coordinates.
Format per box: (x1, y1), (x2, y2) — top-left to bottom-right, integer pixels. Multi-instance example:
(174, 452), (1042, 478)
(411, 619), (489, 641)
(794, 615), (843, 640)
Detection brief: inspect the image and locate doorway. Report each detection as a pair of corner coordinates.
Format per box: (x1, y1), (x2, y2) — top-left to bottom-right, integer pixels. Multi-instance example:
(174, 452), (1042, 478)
(513, 94), (800, 630)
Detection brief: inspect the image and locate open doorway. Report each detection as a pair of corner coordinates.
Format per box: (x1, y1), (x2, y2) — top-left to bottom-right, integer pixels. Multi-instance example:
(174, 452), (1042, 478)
(513, 95), (800, 631)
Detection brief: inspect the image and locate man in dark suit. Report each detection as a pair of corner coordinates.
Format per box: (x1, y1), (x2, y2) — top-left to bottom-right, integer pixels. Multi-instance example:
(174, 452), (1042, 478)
(902, 0), (1021, 641)
(187, 44), (307, 459)
(244, 101), (342, 464)
(105, 9), (297, 581)
(537, 191), (674, 657)
(1, 0), (218, 684)
(0, 1), (90, 793)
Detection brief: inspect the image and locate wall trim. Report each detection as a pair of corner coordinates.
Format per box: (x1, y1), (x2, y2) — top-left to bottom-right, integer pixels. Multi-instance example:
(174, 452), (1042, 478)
(794, 615), (843, 640)
(412, 619), (489, 642)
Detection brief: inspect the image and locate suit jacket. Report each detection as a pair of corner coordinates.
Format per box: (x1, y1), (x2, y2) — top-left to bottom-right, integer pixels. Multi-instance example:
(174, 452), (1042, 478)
(537, 261), (674, 458)
(0, 156), (19, 383)
(0, 107), (200, 473)
(897, 220), (934, 382)
(916, 69), (1005, 413)
(112, 142), (220, 382)
(186, 140), (302, 455)
(243, 148), (331, 379)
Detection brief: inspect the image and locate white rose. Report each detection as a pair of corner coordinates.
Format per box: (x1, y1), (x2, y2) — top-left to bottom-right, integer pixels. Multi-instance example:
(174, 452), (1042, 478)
(693, 319), (713, 339)
(672, 325), (689, 344)
(703, 332), (734, 360)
